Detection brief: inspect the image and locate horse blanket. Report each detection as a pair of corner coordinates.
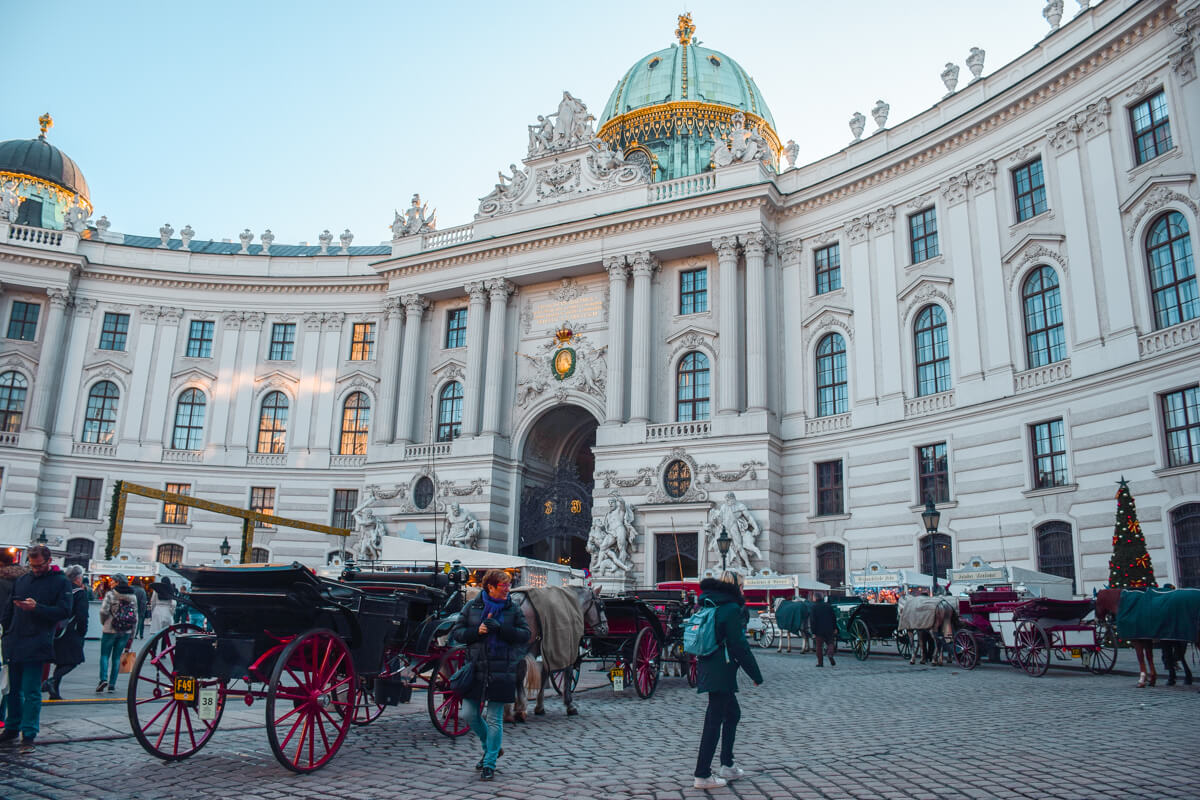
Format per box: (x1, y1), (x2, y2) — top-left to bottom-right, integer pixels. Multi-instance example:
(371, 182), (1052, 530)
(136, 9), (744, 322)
(1116, 588), (1200, 643)
(514, 586), (584, 672)
(897, 596), (953, 630)
(775, 600), (811, 634)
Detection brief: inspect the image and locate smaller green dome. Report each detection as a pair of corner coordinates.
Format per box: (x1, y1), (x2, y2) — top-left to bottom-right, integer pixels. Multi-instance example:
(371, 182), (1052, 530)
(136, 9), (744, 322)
(0, 135), (90, 202)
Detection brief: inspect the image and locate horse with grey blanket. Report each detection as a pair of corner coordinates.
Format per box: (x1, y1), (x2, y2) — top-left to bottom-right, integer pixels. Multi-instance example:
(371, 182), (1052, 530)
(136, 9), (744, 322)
(898, 595), (958, 666)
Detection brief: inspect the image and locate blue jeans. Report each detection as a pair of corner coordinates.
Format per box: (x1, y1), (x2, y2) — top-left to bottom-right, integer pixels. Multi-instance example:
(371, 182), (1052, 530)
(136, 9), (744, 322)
(99, 632), (131, 686)
(463, 699), (504, 769)
(5, 660), (47, 738)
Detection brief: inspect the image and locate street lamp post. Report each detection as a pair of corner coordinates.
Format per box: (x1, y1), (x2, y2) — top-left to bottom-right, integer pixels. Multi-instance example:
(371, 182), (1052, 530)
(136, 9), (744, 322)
(219, 537), (231, 558)
(921, 498), (941, 596)
(716, 526), (732, 573)
(36, 529), (49, 547)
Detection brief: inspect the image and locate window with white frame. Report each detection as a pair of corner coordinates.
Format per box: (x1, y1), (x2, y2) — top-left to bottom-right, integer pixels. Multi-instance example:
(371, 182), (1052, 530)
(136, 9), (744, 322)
(1130, 90), (1172, 165)
(1030, 418), (1068, 489)
(1161, 385), (1200, 468)
(81, 381), (119, 444)
(170, 389), (206, 450)
(1022, 266), (1066, 367)
(913, 304), (950, 396)
(1145, 212), (1197, 330)
(815, 333), (847, 417)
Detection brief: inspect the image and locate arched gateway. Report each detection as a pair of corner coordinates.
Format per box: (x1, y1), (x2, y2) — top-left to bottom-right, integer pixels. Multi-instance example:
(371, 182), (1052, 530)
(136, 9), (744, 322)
(516, 404), (598, 569)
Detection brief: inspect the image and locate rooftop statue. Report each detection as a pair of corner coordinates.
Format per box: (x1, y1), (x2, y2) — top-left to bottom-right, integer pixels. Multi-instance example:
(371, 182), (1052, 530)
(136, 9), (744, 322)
(393, 193), (436, 238)
(711, 112), (770, 168)
(527, 92), (596, 157)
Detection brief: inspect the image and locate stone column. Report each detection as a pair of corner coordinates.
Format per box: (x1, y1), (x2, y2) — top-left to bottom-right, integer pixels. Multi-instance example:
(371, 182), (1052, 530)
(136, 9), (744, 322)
(51, 298), (95, 444)
(967, 162), (1012, 374)
(481, 278), (515, 436)
(313, 312), (344, 455)
(713, 236), (741, 415)
(1046, 118), (1102, 347)
(461, 282), (489, 436)
(941, 178), (983, 383)
(394, 293), (429, 444)
(604, 257), (629, 424)
(291, 313), (324, 452)
(628, 251), (658, 423)
(779, 239), (805, 418)
(228, 313), (263, 451)
(26, 287), (70, 433)
(143, 307), (182, 446)
(374, 298), (403, 444)
(120, 305), (161, 446)
(741, 232), (769, 412)
(207, 312), (243, 450)
(845, 215), (877, 404)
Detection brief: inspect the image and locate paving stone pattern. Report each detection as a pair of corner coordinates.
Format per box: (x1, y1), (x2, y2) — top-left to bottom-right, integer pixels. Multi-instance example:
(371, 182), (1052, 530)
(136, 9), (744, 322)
(2, 649), (1197, 800)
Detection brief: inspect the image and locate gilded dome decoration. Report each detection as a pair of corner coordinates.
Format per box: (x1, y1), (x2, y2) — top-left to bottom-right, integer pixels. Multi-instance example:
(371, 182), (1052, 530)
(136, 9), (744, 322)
(0, 114), (92, 230)
(597, 15), (780, 182)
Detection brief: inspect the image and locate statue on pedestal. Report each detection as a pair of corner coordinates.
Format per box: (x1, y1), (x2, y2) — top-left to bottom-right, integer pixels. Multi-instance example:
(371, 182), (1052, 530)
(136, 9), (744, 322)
(355, 510), (386, 562)
(442, 503), (481, 549)
(587, 516), (630, 576)
(702, 492), (762, 573)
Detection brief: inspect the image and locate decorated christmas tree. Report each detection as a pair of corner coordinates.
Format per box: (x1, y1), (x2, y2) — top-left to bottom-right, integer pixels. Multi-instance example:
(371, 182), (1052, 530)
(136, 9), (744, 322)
(1107, 477), (1156, 589)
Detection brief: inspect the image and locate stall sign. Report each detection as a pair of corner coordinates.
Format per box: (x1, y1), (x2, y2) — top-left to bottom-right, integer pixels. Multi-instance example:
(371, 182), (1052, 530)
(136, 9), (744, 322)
(851, 570), (903, 587)
(949, 568), (1007, 584)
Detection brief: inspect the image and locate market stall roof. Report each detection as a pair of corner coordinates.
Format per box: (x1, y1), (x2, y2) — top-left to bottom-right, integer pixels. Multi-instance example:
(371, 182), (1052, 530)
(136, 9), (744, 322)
(376, 536), (582, 583)
(946, 558), (1074, 600)
(849, 562), (933, 590)
(88, 556), (184, 583)
(0, 512), (35, 548)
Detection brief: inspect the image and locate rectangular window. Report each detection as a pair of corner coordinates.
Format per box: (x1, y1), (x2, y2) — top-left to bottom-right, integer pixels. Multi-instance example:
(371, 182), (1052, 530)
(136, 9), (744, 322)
(679, 268), (708, 315)
(445, 309), (467, 349)
(7, 301), (40, 341)
(917, 443), (949, 504)
(332, 489), (359, 530)
(350, 322), (376, 360)
(816, 460), (844, 516)
(162, 482), (191, 525)
(1162, 385), (1200, 468)
(1012, 158), (1047, 222)
(814, 244), (841, 295)
(268, 323), (295, 360)
(1130, 90), (1173, 165)
(98, 312), (130, 351)
(186, 320), (214, 358)
(71, 477), (104, 519)
(1030, 419), (1069, 489)
(909, 208), (940, 264)
(250, 486), (276, 528)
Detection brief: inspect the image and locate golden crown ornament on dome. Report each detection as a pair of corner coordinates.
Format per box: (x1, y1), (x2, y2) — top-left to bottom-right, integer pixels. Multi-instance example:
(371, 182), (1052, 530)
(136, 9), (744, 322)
(38, 113), (53, 139)
(675, 13), (696, 45)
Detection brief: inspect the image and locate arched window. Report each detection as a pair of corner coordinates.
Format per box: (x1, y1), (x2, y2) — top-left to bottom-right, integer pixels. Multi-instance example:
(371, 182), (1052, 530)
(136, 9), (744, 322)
(1172, 503), (1200, 588)
(171, 389), (206, 450)
(250, 547), (271, 564)
(919, 533), (952, 580)
(1146, 211), (1197, 329)
(156, 543), (184, 564)
(82, 380), (120, 444)
(815, 333), (847, 417)
(816, 542), (845, 593)
(914, 304), (950, 396)
(64, 537), (94, 570)
(1036, 521), (1076, 591)
(676, 351), (710, 422)
(0, 371), (28, 432)
(339, 392), (370, 455)
(257, 391), (289, 454)
(1022, 266), (1066, 368)
(436, 381), (463, 442)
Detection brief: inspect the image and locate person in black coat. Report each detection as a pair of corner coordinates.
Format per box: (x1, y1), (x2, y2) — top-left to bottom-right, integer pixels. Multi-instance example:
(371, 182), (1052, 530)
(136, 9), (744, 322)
(0, 545), (71, 749)
(45, 565), (88, 700)
(0, 549), (29, 727)
(449, 569), (530, 782)
(809, 594), (837, 667)
(692, 572), (763, 790)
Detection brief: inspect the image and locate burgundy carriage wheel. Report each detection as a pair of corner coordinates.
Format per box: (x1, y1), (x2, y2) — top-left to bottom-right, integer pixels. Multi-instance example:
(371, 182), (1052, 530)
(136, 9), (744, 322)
(686, 653), (698, 688)
(427, 648), (470, 738)
(265, 628), (356, 773)
(1086, 620), (1119, 675)
(352, 647), (402, 726)
(127, 623), (226, 762)
(1014, 621), (1050, 677)
(953, 630), (979, 670)
(631, 627), (660, 699)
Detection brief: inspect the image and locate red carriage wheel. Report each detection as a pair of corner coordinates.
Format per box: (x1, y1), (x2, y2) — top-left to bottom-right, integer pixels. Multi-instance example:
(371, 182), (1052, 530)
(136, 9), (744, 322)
(265, 628), (356, 773)
(1085, 620), (1119, 675)
(427, 648), (470, 738)
(630, 627), (660, 699)
(1014, 621), (1050, 677)
(686, 653), (698, 688)
(953, 630), (979, 670)
(128, 623), (225, 762)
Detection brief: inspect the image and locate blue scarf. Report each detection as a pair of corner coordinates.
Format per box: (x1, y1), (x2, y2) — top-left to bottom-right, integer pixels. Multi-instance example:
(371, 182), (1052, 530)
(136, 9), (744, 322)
(481, 593), (506, 654)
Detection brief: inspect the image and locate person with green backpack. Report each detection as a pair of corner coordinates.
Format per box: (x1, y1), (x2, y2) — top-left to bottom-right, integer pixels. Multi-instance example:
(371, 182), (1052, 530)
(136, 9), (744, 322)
(688, 571), (763, 790)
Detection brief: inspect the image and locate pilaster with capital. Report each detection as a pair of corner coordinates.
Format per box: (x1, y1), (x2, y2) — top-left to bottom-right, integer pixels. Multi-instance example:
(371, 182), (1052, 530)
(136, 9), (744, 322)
(50, 297), (94, 442)
(229, 313), (265, 451)
(712, 236), (741, 415)
(604, 257), (630, 424)
(461, 282), (489, 436)
(395, 293), (431, 443)
(481, 279), (515, 436)
(313, 313), (345, 455)
(1080, 96), (1134, 338)
(741, 231), (770, 411)
(778, 239), (805, 417)
(628, 252), (659, 422)
(207, 314), (243, 449)
(144, 306), (184, 448)
(1048, 112), (1102, 347)
(26, 288), (71, 432)
(121, 304), (162, 445)
(964, 162), (1011, 375)
(374, 298), (404, 443)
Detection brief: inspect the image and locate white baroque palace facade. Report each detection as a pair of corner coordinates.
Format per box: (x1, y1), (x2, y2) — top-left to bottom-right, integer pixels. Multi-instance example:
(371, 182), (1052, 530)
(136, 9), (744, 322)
(1, 0), (1198, 592)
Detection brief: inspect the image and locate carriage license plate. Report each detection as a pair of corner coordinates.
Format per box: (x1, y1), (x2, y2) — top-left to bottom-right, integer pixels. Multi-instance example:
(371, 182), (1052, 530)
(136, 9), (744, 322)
(1070, 648), (1082, 658)
(173, 676), (196, 703)
(610, 667), (624, 692)
(197, 688), (218, 720)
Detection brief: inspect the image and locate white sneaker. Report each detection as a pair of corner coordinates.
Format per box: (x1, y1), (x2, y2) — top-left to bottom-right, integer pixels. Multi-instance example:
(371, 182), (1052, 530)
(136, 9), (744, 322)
(717, 765), (745, 780)
(693, 775), (728, 789)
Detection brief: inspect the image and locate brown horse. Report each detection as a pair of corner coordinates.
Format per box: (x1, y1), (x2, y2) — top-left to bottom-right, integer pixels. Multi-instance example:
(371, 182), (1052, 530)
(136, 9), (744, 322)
(1095, 587), (1200, 688)
(1096, 587), (1159, 686)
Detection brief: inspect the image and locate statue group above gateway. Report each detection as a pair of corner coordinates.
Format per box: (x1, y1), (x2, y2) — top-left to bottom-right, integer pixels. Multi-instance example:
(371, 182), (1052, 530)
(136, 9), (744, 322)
(392, 193), (436, 238)
(528, 91), (597, 157)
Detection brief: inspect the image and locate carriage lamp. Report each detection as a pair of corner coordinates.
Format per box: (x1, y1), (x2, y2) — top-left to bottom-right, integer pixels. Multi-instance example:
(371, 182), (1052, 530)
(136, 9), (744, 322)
(717, 526), (732, 572)
(921, 498), (941, 595)
(219, 537), (231, 557)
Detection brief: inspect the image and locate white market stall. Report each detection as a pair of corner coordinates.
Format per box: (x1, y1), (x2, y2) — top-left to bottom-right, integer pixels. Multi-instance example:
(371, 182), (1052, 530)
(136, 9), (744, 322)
(946, 557), (1074, 600)
(85, 553), (185, 639)
(0, 511), (35, 560)
(849, 561), (934, 601)
(374, 536), (581, 588)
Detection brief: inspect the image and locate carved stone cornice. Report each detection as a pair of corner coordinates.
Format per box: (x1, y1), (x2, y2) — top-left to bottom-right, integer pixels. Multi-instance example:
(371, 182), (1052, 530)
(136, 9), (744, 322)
(779, 238), (803, 266)
(484, 278), (515, 303)
(465, 280), (489, 302)
(711, 235), (739, 260)
(402, 293), (430, 316)
(82, 265), (387, 295)
(603, 255), (629, 282)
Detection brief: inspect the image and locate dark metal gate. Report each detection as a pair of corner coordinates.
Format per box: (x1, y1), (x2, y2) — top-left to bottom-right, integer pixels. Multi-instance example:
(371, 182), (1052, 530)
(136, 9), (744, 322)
(519, 460), (593, 568)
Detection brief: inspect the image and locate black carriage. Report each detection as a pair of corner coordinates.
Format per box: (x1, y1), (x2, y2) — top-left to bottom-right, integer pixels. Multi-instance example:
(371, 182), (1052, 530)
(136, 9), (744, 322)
(550, 594), (669, 699)
(628, 589), (699, 687)
(831, 596), (910, 661)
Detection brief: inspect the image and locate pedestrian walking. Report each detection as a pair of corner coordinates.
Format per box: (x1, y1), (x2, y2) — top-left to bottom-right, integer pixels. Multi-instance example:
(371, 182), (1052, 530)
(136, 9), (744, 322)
(131, 580), (148, 640)
(0, 549), (30, 730)
(149, 577), (176, 634)
(97, 575), (138, 693)
(810, 594), (837, 667)
(449, 569), (530, 782)
(44, 565), (88, 700)
(692, 571), (763, 790)
(0, 545), (71, 752)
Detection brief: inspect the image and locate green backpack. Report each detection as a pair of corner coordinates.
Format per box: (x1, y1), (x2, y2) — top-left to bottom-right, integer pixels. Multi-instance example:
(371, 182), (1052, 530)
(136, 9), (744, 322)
(682, 598), (721, 657)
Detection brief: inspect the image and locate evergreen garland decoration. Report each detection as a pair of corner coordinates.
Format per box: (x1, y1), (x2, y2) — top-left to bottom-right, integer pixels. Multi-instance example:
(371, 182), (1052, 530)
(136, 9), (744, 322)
(1107, 477), (1156, 589)
(105, 479), (124, 559)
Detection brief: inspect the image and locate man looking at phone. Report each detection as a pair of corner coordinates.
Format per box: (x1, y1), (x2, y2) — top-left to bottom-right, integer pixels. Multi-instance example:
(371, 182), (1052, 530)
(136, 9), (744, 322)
(0, 545), (70, 752)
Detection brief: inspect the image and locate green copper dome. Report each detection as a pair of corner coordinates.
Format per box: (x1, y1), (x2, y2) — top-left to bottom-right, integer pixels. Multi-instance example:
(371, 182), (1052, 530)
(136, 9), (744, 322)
(596, 15), (779, 182)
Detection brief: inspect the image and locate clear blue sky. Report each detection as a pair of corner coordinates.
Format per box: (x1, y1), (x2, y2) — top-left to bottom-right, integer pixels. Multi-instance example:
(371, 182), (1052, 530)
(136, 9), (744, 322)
(3, 1), (1054, 245)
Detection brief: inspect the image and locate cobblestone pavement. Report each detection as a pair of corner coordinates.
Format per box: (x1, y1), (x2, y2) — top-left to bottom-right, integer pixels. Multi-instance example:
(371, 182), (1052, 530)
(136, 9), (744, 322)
(2, 647), (1197, 800)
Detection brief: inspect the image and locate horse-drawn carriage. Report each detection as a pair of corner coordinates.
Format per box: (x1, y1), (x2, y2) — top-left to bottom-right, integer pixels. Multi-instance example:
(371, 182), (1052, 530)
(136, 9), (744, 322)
(628, 589), (698, 686)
